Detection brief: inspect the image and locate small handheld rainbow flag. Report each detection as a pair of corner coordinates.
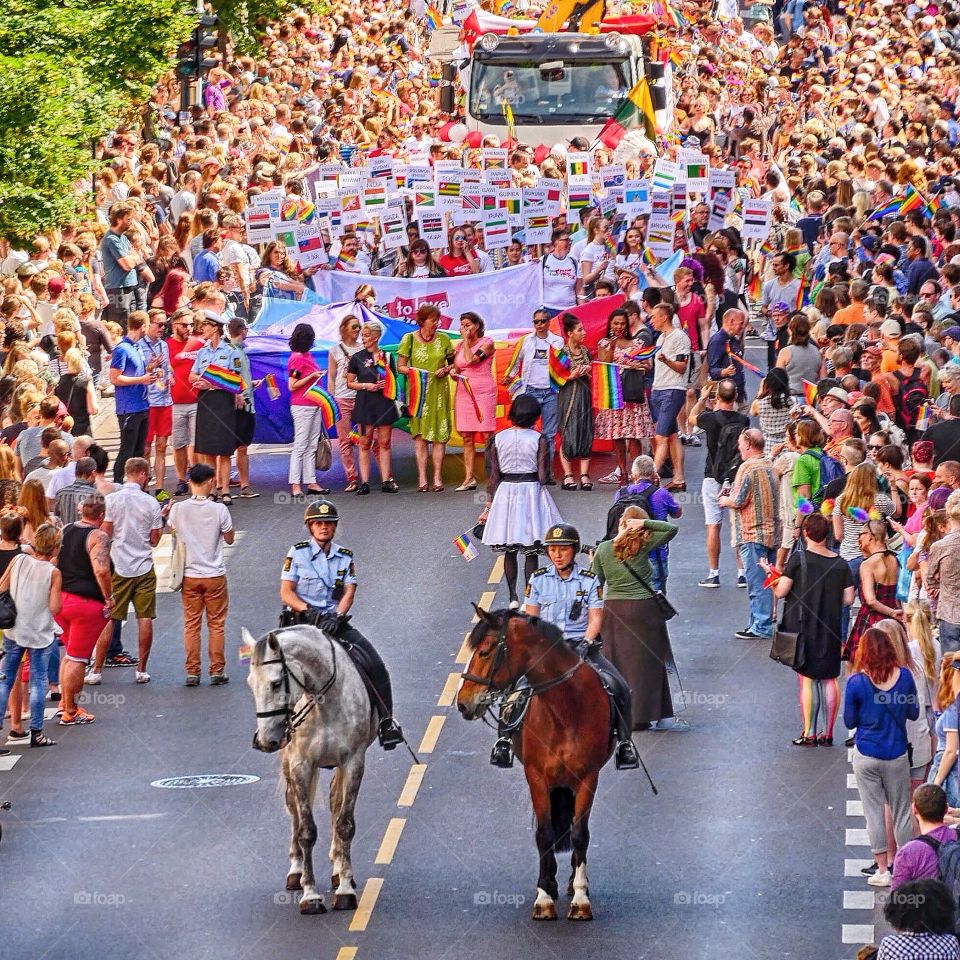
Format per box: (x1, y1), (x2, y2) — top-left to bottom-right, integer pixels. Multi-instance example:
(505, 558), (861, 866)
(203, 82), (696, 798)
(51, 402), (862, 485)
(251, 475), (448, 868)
(201, 364), (243, 394)
(452, 373), (483, 420)
(453, 531), (479, 562)
(795, 275), (809, 310)
(348, 425), (362, 445)
(642, 247), (657, 267)
(726, 344), (763, 376)
(602, 235), (618, 258)
(425, 4), (442, 30)
(627, 342), (660, 361)
(592, 362), (624, 410)
(376, 355), (403, 402)
(746, 272), (762, 301)
(847, 506), (870, 523)
(263, 373), (280, 401)
(406, 368), (429, 419)
(238, 643), (252, 664)
(916, 402), (932, 432)
(801, 379), (818, 406)
(304, 383), (340, 429)
(548, 347), (571, 390)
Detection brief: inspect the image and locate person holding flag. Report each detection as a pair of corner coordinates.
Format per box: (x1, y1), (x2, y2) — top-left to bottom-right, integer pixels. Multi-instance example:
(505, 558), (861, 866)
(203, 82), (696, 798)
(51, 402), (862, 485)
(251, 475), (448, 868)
(452, 312), (496, 493)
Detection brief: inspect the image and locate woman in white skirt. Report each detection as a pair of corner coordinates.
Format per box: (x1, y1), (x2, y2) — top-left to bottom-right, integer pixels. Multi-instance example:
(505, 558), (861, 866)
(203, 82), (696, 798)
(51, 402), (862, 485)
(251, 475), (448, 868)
(477, 394), (562, 608)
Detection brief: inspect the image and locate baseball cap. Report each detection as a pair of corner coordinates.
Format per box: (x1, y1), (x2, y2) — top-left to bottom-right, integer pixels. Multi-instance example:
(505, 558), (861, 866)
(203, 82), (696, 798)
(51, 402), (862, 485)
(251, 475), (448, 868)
(943, 325), (960, 342)
(879, 319), (902, 338)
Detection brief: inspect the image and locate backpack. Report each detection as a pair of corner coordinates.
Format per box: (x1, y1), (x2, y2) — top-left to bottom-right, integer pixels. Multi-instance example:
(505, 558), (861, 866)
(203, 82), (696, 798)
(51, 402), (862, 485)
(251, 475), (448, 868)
(603, 487), (655, 542)
(711, 418), (745, 484)
(916, 833), (960, 933)
(893, 369), (928, 433)
(803, 449), (844, 504)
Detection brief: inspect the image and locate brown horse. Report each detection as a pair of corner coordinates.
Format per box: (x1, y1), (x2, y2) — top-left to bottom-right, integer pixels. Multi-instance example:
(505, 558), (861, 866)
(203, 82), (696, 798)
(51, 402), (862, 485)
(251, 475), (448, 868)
(457, 607), (613, 921)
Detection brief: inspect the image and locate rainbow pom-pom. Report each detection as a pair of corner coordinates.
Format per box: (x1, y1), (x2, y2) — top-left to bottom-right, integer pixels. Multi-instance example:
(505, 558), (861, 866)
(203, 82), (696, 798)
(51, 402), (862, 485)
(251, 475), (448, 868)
(796, 497), (814, 515)
(847, 506), (870, 523)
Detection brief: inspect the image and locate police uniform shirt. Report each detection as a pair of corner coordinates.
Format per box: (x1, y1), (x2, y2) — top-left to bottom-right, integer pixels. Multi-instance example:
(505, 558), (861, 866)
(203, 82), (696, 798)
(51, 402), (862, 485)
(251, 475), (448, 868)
(525, 563), (602, 642)
(190, 340), (244, 390)
(281, 538), (356, 613)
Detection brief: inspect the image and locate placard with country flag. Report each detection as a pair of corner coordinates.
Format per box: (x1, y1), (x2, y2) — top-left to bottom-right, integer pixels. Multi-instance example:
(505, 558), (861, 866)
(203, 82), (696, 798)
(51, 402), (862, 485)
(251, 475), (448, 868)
(365, 155), (394, 180)
(482, 148), (508, 169)
(708, 168), (736, 203)
(741, 199), (773, 240)
(405, 164), (432, 187)
(483, 214), (511, 250)
(650, 191), (671, 217)
(414, 186), (437, 216)
(651, 159), (680, 194)
(294, 225), (328, 269)
(498, 188), (522, 226)
(244, 206), (273, 244)
(538, 178), (563, 215)
(522, 187), (547, 215)
(566, 152), (592, 183)
(380, 207), (407, 251)
(708, 193), (732, 232)
(678, 149), (710, 193)
(600, 164), (627, 190)
(482, 167), (512, 188)
(645, 214), (675, 257)
(525, 212), (551, 245)
(621, 180), (651, 215)
(437, 179), (462, 212)
(362, 182), (388, 211)
(418, 212), (447, 250)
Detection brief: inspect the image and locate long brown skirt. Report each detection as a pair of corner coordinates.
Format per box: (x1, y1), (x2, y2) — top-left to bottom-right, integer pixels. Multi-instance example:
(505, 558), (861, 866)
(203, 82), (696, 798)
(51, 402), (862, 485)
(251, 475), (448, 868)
(601, 597), (674, 725)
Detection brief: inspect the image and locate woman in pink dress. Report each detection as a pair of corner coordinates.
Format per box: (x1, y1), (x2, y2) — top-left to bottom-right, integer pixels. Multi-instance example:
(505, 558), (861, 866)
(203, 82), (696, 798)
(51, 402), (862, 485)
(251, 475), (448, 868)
(453, 311), (496, 492)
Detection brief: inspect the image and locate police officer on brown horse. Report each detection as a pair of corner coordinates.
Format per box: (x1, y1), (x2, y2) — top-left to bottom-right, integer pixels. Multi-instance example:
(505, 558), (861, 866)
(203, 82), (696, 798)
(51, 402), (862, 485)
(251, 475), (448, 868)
(279, 499), (403, 750)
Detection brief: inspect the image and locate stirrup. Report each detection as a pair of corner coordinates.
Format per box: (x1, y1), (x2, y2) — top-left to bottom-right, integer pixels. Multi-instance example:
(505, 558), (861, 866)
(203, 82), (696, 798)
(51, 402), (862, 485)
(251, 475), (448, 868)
(378, 717), (403, 751)
(490, 738), (514, 768)
(615, 739), (640, 770)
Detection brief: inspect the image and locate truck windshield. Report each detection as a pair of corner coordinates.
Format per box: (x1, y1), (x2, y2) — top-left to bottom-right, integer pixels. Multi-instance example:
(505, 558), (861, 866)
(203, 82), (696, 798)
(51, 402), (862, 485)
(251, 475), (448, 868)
(469, 59), (631, 125)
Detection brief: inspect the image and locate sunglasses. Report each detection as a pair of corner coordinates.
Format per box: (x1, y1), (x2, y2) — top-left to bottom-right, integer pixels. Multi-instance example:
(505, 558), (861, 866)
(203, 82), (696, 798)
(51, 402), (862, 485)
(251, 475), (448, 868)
(867, 444), (884, 452)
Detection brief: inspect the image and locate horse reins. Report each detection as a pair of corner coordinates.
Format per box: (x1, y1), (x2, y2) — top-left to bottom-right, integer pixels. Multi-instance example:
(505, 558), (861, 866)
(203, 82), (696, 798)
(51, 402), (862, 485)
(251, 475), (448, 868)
(256, 634), (339, 743)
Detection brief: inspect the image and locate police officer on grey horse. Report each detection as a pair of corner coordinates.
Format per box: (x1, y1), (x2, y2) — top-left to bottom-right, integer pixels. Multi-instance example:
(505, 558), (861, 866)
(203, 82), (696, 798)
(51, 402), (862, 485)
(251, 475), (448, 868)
(280, 499), (404, 750)
(489, 522), (641, 771)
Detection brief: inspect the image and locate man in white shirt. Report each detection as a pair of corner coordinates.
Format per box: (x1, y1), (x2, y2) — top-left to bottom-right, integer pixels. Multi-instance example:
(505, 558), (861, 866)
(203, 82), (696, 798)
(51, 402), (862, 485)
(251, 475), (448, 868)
(169, 171), (201, 224)
(220, 215), (261, 320)
(100, 457), (165, 683)
(502, 307), (564, 481)
(46, 435), (94, 508)
(168, 464), (234, 686)
(649, 302), (691, 492)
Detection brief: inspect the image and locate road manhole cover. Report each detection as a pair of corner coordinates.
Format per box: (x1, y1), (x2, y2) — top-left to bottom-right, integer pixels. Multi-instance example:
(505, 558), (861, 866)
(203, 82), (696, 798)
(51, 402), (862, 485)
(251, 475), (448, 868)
(150, 774), (261, 789)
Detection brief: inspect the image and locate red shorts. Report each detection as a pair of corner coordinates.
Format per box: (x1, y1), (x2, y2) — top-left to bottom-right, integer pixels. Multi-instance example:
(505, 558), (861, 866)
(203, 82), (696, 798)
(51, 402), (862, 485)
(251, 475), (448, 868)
(56, 592), (108, 664)
(146, 405), (173, 443)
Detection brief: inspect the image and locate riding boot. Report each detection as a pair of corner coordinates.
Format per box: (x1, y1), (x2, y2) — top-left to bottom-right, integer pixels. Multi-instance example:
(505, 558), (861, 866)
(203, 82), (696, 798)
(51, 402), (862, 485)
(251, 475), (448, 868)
(490, 736), (514, 768)
(338, 625), (403, 750)
(377, 717), (404, 750)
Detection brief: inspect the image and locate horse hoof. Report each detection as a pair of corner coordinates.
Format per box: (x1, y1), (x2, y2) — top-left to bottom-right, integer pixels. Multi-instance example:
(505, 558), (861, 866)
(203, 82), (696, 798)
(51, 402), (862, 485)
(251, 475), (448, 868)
(299, 897), (327, 915)
(333, 893), (358, 911)
(567, 903), (594, 921)
(286, 873), (303, 891)
(531, 904), (557, 921)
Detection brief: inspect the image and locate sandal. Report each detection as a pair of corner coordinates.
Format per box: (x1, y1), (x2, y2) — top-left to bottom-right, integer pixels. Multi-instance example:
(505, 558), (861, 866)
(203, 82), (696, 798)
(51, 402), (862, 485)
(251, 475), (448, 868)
(30, 731), (56, 747)
(579, 475), (593, 491)
(792, 735), (818, 747)
(418, 483), (429, 493)
(561, 476), (578, 491)
(431, 483), (444, 493)
(456, 479), (477, 492)
(344, 480), (358, 494)
(220, 494), (233, 506)
(665, 480), (687, 492)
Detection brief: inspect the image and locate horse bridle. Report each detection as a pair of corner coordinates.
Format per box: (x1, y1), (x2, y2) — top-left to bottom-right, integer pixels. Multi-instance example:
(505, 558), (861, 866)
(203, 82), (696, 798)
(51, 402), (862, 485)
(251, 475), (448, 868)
(255, 633), (339, 744)
(460, 612), (584, 708)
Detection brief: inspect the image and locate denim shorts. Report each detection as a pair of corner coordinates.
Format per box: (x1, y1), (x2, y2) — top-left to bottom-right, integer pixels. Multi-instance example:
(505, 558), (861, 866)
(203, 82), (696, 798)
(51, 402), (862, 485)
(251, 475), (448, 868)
(649, 389), (686, 437)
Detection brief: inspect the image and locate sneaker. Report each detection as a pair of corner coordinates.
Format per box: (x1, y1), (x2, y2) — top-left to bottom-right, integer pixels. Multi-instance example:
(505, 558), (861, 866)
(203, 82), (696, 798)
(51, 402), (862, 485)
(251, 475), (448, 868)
(174, 480), (189, 497)
(737, 573), (748, 589)
(210, 674), (230, 686)
(7, 729), (29, 740)
(105, 653), (137, 668)
(84, 671), (102, 686)
(679, 434), (690, 446)
(687, 433), (703, 447)
(867, 870), (891, 887)
(59, 709), (95, 725)
(652, 717), (691, 732)
(239, 487), (260, 498)
(598, 468), (622, 485)
(698, 575), (720, 589)
(184, 675), (200, 687)
(734, 628), (766, 640)
(135, 671), (151, 684)
(860, 862), (879, 876)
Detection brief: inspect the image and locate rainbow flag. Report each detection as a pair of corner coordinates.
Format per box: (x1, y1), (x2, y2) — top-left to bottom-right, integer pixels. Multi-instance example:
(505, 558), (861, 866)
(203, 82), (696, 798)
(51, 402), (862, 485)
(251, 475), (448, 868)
(802, 379), (818, 406)
(746, 272), (762, 301)
(263, 372), (280, 401)
(238, 643), (252, 664)
(916, 402), (932, 432)
(898, 185), (926, 217)
(304, 383), (340, 429)
(726, 344), (763, 376)
(795, 275), (809, 310)
(452, 374), (483, 420)
(867, 198), (903, 221)
(548, 347), (571, 390)
(406, 368), (429, 419)
(627, 342), (659, 361)
(453, 531), (479, 562)
(348, 425), (362, 445)
(642, 247), (657, 266)
(425, 4), (442, 29)
(376, 355), (402, 402)
(592, 362), (624, 410)
(783, 242), (804, 256)
(759, 240), (777, 258)
(335, 250), (356, 271)
(201, 364), (243, 394)
(597, 76), (658, 149)
(602, 235), (618, 258)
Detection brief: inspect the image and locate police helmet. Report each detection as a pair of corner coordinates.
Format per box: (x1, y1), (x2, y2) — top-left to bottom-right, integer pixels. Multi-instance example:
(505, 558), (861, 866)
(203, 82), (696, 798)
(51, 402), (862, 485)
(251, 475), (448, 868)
(304, 499), (339, 525)
(543, 523), (580, 553)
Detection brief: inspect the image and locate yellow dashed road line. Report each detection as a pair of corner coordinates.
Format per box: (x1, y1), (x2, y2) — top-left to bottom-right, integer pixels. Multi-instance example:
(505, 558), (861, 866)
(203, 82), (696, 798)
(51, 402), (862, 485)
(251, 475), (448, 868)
(374, 818), (406, 865)
(437, 671), (461, 707)
(397, 763), (427, 807)
(349, 878), (384, 932)
(417, 715), (445, 755)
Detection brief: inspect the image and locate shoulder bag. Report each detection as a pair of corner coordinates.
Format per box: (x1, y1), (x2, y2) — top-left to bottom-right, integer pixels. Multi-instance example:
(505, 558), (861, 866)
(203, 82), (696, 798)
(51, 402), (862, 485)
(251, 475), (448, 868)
(769, 547), (806, 668)
(169, 533), (186, 593)
(315, 434), (333, 472)
(0, 553), (22, 630)
(621, 556), (678, 621)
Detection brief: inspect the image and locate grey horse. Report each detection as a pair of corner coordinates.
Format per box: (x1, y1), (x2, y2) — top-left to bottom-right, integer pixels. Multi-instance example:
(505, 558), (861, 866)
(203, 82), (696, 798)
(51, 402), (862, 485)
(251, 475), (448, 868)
(246, 624), (376, 915)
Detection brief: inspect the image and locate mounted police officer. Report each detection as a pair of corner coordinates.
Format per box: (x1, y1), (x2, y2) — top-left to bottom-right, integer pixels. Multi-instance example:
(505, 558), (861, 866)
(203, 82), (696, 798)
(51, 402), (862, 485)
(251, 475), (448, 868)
(489, 523), (640, 771)
(279, 499), (403, 750)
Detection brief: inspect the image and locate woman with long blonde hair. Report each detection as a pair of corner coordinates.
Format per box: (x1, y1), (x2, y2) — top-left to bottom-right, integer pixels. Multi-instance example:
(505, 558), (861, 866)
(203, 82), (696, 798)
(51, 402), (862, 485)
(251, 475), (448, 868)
(927, 653), (960, 807)
(17, 479), (53, 548)
(591, 505), (682, 730)
(833, 462), (895, 562)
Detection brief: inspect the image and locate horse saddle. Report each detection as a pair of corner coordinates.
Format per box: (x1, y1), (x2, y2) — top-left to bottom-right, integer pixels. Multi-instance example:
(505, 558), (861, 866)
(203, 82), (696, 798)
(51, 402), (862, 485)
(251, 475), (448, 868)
(499, 686), (533, 735)
(577, 642), (625, 743)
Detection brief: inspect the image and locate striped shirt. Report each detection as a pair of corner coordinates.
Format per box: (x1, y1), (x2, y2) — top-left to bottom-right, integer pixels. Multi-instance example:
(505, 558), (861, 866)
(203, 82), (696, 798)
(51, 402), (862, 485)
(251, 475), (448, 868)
(729, 456), (780, 549)
(54, 480), (97, 527)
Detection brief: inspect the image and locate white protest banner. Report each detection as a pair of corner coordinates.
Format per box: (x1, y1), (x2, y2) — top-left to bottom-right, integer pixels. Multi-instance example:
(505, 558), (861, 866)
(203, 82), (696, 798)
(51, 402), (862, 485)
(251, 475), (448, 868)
(678, 150), (709, 194)
(294, 225), (327, 269)
(317, 164), (343, 183)
(651, 159), (680, 194)
(600, 164), (626, 191)
(434, 159), (463, 177)
(538, 178), (563, 215)
(245, 207), (273, 244)
(621, 180), (650, 216)
(366, 155), (394, 180)
(708, 168), (736, 203)
(380, 208), (407, 251)
(566, 152), (592, 184)
(741, 199), (773, 240)
(482, 148), (508, 170)
(645, 215), (675, 257)
(255, 187), (285, 204)
(482, 168), (512, 188)
(484, 215), (511, 250)
(650, 191), (672, 218)
(318, 263), (543, 331)
(418, 212), (447, 249)
(338, 171), (364, 191)
(708, 193), (732, 232)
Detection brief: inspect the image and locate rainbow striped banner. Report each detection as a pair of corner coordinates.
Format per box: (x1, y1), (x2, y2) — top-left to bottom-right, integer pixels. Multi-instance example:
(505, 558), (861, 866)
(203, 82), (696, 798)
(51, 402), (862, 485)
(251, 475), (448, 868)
(592, 362), (624, 410)
(304, 382), (341, 429)
(201, 364), (243, 394)
(548, 347), (571, 390)
(406, 368), (429, 419)
(795, 275), (809, 310)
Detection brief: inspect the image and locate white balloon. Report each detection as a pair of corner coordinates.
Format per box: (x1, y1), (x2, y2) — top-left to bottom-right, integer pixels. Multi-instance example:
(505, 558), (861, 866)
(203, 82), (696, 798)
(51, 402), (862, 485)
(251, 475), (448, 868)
(448, 123), (468, 144)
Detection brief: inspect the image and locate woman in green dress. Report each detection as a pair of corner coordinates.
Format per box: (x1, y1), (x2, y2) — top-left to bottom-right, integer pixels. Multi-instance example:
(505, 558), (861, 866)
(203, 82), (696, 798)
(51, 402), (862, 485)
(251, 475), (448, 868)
(397, 303), (455, 492)
(591, 505), (686, 730)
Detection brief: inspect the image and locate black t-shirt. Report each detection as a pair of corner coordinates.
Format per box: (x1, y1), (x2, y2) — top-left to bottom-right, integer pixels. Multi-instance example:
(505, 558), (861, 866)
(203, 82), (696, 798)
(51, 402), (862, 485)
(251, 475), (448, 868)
(696, 408), (749, 479)
(923, 418), (960, 466)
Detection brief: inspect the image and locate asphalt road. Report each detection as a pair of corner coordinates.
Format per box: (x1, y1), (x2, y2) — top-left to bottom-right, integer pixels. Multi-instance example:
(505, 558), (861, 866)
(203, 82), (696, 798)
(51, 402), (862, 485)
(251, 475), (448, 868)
(0, 434), (864, 960)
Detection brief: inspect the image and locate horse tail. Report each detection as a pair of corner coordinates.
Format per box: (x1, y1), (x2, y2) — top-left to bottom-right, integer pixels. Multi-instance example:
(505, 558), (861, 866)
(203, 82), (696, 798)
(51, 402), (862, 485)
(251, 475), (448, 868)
(549, 787), (575, 853)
